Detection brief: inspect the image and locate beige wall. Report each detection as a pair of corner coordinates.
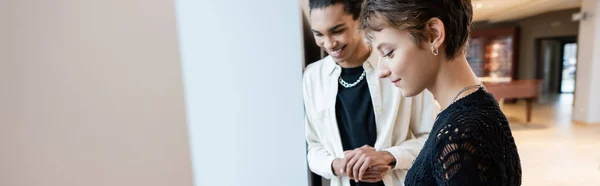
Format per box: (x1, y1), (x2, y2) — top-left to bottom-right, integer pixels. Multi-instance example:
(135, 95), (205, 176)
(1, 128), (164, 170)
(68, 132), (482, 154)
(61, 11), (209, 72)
(474, 9), (580, 79)
(0, 0), (194, 185)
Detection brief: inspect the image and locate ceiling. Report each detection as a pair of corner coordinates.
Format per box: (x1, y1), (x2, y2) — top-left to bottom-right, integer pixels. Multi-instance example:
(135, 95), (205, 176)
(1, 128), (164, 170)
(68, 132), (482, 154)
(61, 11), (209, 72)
(472, 0), (581, 22)
(299, 0), (582, 23)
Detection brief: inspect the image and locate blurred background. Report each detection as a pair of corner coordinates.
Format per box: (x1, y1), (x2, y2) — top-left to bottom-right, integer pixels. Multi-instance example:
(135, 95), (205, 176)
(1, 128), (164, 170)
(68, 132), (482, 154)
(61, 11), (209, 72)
(0, 0), (599, 186)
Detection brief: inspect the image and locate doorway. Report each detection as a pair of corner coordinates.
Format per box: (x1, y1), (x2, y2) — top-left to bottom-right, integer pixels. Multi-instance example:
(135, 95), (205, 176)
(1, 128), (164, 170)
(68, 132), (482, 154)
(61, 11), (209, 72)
(560, 43), (577, 93)
(535, 36), (578, 95)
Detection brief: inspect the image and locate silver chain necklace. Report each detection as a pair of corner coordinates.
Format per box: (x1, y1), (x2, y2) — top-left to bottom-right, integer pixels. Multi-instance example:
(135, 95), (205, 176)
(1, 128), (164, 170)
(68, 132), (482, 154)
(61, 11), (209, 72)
(435, 84), (483, 121)
(450, 84), (483, 103)
(339, 47), (372, 89)
(339, 70), (366, 88)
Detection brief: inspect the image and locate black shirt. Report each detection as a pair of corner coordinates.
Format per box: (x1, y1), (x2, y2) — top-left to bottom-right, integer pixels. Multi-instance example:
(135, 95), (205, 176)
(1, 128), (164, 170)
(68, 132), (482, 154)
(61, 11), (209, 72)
(335, 66), (384, 186)
(404, 88), (522, 186)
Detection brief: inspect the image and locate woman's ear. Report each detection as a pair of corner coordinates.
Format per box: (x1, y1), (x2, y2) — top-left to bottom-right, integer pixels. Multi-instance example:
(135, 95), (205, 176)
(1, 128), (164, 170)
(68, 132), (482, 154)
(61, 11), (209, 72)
(426, 18), (445, 49)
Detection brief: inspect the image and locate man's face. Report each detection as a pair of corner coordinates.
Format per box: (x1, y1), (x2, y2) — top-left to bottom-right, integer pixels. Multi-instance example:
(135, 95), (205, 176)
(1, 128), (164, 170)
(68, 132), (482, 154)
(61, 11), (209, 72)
(310, 3), (362, 64)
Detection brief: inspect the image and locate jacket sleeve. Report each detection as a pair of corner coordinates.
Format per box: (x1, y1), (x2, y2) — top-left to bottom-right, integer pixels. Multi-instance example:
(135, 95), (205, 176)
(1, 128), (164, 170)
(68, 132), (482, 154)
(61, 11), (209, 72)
(383, 90), (438, 170)
(303, 73), (337, 179)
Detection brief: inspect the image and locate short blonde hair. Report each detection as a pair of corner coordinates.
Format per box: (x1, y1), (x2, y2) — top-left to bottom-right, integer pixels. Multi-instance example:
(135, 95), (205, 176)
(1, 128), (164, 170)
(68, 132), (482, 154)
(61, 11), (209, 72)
(360, 0), (473, 59)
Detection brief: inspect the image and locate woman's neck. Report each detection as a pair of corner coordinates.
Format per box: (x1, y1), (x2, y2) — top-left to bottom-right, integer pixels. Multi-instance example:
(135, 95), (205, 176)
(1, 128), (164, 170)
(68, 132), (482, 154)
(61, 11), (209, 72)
(428, 54), (481, 110)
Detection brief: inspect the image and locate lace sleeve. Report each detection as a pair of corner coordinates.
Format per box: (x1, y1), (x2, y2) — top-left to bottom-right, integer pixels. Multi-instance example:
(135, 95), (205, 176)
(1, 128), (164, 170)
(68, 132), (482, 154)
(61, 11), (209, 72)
(432, 124), (490, 185)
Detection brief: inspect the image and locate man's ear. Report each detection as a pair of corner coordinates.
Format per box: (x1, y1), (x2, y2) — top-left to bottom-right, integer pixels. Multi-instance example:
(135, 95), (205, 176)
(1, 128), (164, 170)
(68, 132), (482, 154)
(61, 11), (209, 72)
(426, 18), (445, 49)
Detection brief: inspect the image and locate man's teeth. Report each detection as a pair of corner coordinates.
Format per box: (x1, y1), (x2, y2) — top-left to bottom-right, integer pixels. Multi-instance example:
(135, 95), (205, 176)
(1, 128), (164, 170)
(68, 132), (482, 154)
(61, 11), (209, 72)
(331, 48), (342, 56)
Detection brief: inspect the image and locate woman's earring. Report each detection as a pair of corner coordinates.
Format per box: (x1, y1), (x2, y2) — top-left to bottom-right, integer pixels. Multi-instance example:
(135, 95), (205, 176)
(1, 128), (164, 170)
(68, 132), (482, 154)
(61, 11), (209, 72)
(432, 47), (439, 56)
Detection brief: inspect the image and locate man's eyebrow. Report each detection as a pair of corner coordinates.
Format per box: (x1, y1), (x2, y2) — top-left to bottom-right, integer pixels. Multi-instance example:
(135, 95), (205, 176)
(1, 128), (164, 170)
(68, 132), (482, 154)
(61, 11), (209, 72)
(328, 24), (345, 32)
(311, 23), (346, 34)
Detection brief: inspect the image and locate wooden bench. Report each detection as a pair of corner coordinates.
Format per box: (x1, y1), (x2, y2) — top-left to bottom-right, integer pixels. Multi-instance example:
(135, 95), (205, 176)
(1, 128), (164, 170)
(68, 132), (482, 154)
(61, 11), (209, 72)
(483, 79), (542, 123)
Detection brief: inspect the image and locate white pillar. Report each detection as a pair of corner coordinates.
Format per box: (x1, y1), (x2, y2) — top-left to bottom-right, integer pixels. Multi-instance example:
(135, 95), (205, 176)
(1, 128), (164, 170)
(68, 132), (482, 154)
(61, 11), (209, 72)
(174, 1), (308, 186)
(574, 0), (600, 124)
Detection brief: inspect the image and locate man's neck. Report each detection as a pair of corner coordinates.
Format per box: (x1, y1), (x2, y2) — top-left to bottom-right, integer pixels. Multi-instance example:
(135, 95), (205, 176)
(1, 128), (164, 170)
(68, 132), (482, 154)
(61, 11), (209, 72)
(428, 55), (481, 110)
(338, 43), (371, 68)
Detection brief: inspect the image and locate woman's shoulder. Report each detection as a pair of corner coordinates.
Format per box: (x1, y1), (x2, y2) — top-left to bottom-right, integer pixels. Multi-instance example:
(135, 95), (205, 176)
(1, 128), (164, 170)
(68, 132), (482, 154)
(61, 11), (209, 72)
(436, 109), (507, 142)
(427, 89), (520, 185)
(432, 88), (511, 144)
(448, 88), (502, 114)
(434, 93), (509, 145)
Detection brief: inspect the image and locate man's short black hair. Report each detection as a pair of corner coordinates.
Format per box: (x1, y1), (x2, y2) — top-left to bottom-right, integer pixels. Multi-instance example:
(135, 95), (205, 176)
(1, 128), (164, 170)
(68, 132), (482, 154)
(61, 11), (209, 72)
(309, 0), (364, 20)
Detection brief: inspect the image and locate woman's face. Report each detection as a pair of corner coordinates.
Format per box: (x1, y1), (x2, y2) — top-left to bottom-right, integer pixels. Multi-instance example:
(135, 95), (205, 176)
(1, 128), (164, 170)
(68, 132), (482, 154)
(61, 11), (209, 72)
(369, 26), (441, 97)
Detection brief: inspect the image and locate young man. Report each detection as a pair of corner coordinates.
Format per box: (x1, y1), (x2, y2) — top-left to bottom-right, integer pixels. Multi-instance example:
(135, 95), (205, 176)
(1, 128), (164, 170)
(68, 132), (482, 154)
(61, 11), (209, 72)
(303, 0), (438, 186)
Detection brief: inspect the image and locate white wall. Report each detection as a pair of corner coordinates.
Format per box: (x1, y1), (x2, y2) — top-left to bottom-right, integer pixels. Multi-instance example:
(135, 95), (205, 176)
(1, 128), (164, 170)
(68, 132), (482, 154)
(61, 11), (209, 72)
(175, 0), (308, 186)
(574, 0), (600, 124)
(0, 0), (195, 186)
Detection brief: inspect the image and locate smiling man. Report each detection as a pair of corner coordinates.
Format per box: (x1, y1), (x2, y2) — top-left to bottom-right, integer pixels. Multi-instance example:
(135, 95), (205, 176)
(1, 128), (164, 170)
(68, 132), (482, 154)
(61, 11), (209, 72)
(302, 0), (438, 186)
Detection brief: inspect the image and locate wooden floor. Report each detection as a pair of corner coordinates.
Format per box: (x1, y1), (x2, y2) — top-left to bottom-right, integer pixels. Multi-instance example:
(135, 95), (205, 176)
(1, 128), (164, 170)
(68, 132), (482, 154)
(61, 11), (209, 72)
(503, 93), (600, 186)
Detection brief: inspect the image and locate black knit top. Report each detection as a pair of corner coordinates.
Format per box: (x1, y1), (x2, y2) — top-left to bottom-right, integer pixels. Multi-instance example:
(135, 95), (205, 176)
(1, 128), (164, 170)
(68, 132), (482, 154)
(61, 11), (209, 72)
(404, 88), (522, 186)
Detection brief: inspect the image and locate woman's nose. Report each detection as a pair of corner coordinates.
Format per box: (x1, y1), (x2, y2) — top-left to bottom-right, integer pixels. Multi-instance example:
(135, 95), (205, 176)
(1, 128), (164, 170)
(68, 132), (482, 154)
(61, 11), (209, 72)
(377, 59), (391, 79)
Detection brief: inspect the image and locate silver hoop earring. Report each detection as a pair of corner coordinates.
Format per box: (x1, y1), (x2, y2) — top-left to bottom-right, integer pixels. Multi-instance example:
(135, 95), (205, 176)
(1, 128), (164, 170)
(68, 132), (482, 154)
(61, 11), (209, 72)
(432, 47), (439, 56)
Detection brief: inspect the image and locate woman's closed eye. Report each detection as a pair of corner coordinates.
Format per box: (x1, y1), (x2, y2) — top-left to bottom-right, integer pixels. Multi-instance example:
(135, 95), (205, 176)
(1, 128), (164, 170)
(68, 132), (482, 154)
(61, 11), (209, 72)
(383, 50), (395, 58)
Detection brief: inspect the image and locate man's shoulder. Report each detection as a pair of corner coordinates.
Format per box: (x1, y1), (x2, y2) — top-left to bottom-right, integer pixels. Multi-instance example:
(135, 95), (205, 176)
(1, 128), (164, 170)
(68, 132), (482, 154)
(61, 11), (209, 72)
(303, 56), (332, 82)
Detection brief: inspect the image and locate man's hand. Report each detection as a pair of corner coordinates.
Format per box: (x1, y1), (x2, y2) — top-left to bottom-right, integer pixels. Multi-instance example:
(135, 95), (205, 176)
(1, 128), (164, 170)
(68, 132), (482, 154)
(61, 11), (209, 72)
(331, 158), (348, 176)
(344, 145), (396, 180)
(360, 164), (391, 183)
